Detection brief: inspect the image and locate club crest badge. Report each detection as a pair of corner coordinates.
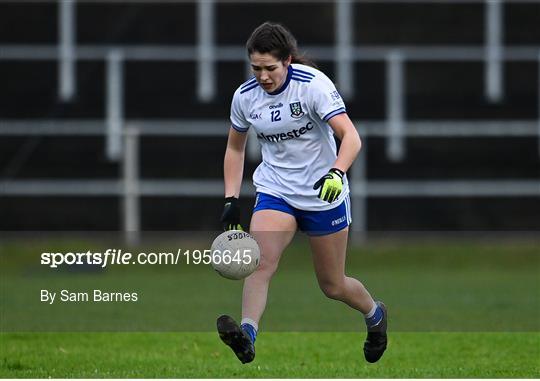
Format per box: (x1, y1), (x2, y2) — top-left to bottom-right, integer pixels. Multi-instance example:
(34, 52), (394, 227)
(289, 102), (304, 119)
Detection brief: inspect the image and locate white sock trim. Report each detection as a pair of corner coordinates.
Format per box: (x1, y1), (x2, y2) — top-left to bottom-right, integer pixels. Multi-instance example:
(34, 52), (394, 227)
(241, 318), (258, 332)
(364, 302), (378, 318)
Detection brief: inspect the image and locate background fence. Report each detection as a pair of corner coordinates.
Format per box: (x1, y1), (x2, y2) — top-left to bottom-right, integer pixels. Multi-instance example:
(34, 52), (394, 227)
(0, 0), (539, 235)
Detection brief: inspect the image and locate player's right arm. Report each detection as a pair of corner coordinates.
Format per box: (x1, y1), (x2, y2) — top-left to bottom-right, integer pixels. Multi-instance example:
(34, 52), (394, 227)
(222, 87), (251, 230)
(224, 127), (248, 199)
(221, 127), (248, 230)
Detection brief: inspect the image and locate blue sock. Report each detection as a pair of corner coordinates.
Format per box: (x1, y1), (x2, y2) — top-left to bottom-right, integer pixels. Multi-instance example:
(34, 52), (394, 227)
(241, 323), (257, 343)
(365, 305), (384, 328)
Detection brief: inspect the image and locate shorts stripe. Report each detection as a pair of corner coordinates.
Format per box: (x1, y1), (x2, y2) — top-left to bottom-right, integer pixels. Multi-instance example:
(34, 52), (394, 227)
(345, 195), (352, 224)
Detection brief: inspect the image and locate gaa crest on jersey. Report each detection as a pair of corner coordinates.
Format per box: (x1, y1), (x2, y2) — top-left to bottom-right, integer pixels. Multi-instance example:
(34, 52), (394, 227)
(289, 102), (304, 119)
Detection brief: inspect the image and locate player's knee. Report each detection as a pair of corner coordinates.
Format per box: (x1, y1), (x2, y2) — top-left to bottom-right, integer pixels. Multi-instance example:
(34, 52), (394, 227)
(319, 281), (345, 300)
(254, 255), (279, 279)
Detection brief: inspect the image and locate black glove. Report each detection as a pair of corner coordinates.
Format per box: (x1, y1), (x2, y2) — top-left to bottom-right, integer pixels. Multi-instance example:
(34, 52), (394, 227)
(220, 197), (243, 231)
(313, 168), (345, 203)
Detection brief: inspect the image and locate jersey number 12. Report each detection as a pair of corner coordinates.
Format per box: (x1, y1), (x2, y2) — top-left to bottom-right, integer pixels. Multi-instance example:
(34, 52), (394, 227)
(271, 110), (281, 122)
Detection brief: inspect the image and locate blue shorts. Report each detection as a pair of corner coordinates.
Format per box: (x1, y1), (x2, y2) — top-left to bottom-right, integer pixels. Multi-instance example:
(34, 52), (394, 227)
(253, 192), (352, 236)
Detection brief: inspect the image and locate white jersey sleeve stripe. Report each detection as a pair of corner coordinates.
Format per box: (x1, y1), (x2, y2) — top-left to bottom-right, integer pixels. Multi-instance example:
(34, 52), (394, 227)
(240, 77), (257, 88)
(240, 83), (260, 94)
(292, 68), (315, 78)
(322, 107), (347, 122)
(291, 71), (314, 80)
(231, 123), (249, 132)
(291, 76), (312, 83)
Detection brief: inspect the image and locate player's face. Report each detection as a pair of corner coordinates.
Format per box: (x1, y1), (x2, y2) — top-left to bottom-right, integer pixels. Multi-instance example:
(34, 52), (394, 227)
(250, 52), (291, 93)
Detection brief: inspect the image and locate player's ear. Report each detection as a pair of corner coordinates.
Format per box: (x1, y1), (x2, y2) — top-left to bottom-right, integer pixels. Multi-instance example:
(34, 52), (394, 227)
(284, 55), (292, 67)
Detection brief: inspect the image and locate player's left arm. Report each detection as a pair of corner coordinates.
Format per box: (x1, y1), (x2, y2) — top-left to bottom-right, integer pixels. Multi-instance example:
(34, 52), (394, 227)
(313, 113), (362, 202)
(328, 113), (362, 173)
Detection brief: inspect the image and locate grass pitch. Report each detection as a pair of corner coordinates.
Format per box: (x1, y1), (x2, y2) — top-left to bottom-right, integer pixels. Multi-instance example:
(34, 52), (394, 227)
(1, 332), (539, 378)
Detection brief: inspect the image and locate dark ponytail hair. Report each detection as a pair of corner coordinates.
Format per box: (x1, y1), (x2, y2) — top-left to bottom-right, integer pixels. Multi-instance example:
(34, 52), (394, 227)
(246, 22), (316, 68)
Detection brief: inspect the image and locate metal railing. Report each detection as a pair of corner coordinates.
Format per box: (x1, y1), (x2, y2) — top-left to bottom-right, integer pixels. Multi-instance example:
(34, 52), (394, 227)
(1, 0), (539, 237)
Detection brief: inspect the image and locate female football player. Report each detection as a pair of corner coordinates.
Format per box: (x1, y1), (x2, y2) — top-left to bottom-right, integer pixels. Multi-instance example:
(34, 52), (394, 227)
(217, 22), (387, 364)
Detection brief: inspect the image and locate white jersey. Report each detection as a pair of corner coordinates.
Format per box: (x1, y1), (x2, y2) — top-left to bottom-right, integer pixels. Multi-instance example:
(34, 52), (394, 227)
(230, 63), (349, 211)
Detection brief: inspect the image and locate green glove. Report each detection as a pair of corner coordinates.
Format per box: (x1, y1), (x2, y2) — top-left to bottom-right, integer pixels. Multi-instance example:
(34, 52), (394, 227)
(220, 197), (244, 231)
(313, 168), (345, 203)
